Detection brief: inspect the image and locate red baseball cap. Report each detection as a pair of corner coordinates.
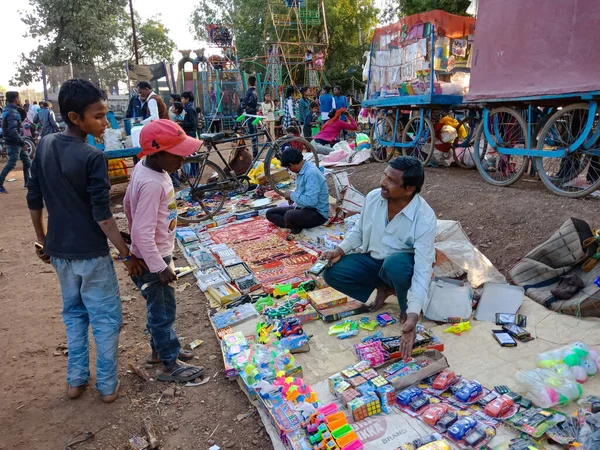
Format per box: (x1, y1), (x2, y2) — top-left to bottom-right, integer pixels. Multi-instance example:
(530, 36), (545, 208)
(137, 119), (202, 159)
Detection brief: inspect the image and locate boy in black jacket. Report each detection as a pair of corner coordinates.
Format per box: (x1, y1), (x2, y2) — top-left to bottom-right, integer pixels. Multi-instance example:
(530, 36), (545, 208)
(179, 91), (198, 138)
(0, 91), (30, 193)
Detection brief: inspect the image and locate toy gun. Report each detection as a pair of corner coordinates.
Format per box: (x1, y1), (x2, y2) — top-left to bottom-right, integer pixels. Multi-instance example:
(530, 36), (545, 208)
(444, 321), (471, 335)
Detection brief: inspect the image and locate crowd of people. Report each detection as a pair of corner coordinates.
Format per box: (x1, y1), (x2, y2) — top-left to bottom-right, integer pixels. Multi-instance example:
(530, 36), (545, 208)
(1, 77), (433, 402)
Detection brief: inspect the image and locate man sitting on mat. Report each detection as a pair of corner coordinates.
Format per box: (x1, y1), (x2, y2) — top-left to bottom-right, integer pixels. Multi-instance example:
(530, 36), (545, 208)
(266, 148), (329, 234)
(320, 156), (436, 358)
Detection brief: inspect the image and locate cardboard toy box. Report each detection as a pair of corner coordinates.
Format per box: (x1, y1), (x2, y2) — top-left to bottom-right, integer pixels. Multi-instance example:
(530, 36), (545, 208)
(257, 168), (291, 185)
(384, 349), (449, 390)
(308, 287), (348, 310)
(316, 300), (369, 322)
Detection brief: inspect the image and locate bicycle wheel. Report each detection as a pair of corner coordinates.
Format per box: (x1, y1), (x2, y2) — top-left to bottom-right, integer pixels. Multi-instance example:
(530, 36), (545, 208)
(370, 115), (399, 162)
(452, 116), (480, 169)
(534, 103), (600, 198)
(401, 115), (434, 165)
(264, 136), (320, 196)
(178, 159), (228, 223)
(23, 138), (36, 159)
(473, 107), (529, 186)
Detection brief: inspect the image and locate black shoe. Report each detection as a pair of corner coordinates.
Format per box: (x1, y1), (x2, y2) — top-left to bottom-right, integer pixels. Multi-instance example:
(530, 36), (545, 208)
(290, 228), (302, 234)
(0, 186), (7, 194)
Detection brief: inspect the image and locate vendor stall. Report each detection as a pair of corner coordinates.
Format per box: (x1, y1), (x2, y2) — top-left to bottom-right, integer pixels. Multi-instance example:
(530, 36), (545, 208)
(362, 11), (476, 165)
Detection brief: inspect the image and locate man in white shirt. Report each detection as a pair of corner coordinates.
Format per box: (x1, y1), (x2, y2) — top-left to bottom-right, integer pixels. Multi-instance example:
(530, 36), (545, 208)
(321, 156), (436, 358)
(137, 81), (169, 124)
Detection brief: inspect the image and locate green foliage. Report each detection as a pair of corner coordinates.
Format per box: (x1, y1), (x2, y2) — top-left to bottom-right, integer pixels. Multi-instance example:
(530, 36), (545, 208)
(324, 0), (378, 90)
(381, 0), (471, 23)
(12, 0), (176, 87)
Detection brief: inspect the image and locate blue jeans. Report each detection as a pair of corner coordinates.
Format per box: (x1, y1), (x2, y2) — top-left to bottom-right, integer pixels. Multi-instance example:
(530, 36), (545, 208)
(323, 252), (414, 312)
(0, 144), (31, 186)
(131, 256), (180, 366)
(51, 255), (122, 396)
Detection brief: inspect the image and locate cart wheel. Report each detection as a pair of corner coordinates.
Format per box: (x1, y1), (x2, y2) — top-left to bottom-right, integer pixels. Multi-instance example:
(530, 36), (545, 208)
(401, 115), (434, 165)
(370, 115), (399, 162)
(534, 103), (600, 198)
(473, 107), (529, 186)
(452, 116), (480, 169)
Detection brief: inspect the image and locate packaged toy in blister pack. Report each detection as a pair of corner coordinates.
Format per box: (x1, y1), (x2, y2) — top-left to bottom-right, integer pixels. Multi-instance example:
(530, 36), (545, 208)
(396, 386), (434, 417)
(422, 370), (462, 396)
(508, 407), (567, 438)
(419, 403), (459, 432)
(397, 433), (450, 450)
(481, 394), (520, 420)
(490, 436), (542, 450)
(448, 379), (491, 407)
(446, 415), (496, 449)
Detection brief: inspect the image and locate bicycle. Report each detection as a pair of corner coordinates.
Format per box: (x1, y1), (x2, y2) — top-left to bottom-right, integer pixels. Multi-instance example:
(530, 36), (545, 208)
(177, 114), (320, 223)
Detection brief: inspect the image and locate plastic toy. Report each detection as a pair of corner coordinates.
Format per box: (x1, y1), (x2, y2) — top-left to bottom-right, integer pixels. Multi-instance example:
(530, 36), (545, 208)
(443, 321), (471, 335)
(376, 313), (397, 327)
(329, 320), (358, 336)
(484, 394), (515, 417)
(359, 317), (378, 331)
(455, 381), (483, 403)
(415, 441), (451, 450)
(376, 384), (396, 414)
(254, 295), (274, 312)
(437, 411), (458, 430)
(447, 416), (477, 441)
(515, 368), (582, 407)
(338, 330), (359, 339)
(432, 370), (458, 390)
(397, 387), (424, 406)
(410, 396), (430, 412)
(422, 403), (449, 427)
(273, 283), (293, 297)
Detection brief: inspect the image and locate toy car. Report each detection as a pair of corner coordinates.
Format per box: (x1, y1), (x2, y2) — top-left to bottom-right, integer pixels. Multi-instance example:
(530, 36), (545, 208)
(397, 387), (423, 406)
(432, 370), (458, 390)
(484, 395), (515, 417)
(437, 411), (458, 430)
(422, 404), (449, 427)
(465, 428), (487, 446)
(455, 381), (483, 403)
(448, 416), (478, 441)
(410, 396), (430, 412)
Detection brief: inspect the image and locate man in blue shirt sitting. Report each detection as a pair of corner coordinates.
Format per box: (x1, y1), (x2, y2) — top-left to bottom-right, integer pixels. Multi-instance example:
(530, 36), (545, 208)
(266, 148), (329, 234)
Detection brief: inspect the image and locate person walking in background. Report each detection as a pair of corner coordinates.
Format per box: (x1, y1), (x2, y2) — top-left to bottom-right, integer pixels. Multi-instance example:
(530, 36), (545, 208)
(283, 86), (297, 131)
(137, 81), (169, 124)
(31, 101), (41, 115)
(318, 85), (334, 122)
(0, 91), (30, 193)
(34, 102), (60, 138)
(297, 87), (311, 138)
(333, 86), (350, 140)
(260, 93), (276, 139)
(26, 79), (146, 402)
(241, 76), (259, 157)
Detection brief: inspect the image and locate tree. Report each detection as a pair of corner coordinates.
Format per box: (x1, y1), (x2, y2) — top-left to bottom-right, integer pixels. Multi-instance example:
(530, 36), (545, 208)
(381, 0), (471, 24)
(12, 0), (127, 86)
(120, 14), (177, 64)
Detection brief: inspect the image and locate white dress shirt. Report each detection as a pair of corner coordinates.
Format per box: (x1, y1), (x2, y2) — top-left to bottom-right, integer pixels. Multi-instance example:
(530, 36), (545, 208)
(142, 91), (159, 124)
(338, 189), (437, 315)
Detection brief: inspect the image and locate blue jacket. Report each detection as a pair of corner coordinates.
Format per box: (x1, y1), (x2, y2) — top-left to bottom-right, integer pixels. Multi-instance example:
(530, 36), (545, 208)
(319, 93), (334, 115)
(290, 161), (329, 219)
(34, 108), (60, 137)
(1, 103), (24, 146)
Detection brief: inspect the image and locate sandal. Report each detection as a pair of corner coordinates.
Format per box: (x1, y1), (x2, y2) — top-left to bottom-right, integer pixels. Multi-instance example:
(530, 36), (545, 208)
(146, 350), (194, 365)
(157, 365), (204, 382)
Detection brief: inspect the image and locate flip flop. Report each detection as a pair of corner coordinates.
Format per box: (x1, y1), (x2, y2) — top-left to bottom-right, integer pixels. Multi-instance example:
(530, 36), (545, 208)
(157, 365), (204, 382)
(146, 350), (194, 365)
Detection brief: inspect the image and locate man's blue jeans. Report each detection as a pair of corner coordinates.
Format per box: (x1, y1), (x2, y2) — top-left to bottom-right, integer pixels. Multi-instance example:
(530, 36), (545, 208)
(0, 144), (31, 186)
(130, 256), (180, 366)
(51, 255), (122, 396)
(323, 252), (414, 311)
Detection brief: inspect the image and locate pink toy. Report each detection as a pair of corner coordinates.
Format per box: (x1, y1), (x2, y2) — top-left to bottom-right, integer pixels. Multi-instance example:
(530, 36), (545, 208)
(341, 440), (364, 450)
(318, 403), (339, 416)
(572, 365), (588, 383)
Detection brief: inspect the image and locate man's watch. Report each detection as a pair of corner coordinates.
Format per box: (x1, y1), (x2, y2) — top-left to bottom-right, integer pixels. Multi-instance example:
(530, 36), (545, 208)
(117, 250), (132, 262)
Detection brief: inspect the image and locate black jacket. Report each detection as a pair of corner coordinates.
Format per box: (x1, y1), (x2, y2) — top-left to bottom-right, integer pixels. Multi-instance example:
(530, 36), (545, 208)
(1, 103), (25, 146)
(241, 87), (258, 114)
(180, 103), (198, 138)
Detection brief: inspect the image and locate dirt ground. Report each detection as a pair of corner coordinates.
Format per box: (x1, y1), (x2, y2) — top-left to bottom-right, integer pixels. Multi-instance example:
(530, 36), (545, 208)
(0, 160), (598, 450)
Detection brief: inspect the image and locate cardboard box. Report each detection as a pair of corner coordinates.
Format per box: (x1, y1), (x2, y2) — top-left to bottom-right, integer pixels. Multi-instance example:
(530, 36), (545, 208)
(257, 168), (291, 185)
(384, 350), (449, 390)
(308, 287), (348, 311)
(316, 299), (369, 322)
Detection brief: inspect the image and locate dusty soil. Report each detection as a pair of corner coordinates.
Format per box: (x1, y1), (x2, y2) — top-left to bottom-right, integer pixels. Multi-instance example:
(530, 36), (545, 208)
(0, 160), (598, 450)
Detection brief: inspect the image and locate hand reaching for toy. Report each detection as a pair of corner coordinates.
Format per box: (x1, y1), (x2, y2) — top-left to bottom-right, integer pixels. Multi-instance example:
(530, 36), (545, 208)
(320, 247), (345, 265)
(400, 313), (419, 361)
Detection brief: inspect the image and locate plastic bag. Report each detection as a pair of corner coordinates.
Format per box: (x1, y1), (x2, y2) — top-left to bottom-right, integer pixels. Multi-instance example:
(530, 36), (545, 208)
(103, 128), (123, 150)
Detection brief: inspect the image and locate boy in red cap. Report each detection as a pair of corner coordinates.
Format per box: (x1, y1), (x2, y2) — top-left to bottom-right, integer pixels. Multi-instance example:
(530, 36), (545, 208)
(124, 119), (204, 382)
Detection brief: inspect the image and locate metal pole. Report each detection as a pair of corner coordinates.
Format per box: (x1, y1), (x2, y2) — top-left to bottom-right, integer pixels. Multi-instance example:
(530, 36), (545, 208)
(129, 0), (140, 64)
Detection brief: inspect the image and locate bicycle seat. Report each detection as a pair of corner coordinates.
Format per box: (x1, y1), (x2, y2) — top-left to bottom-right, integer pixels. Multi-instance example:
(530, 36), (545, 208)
(200, 132), (225, 143)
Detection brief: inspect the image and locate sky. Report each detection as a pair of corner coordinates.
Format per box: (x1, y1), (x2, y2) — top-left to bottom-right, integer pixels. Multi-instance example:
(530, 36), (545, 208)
(1, 0), (201, 91)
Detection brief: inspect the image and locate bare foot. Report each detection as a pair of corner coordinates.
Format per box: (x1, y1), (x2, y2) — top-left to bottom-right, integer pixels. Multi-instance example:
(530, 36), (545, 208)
(67, 383), (87, 399)
(368, 285), (394, 312)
